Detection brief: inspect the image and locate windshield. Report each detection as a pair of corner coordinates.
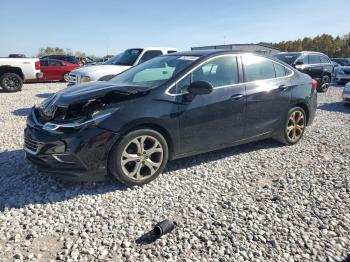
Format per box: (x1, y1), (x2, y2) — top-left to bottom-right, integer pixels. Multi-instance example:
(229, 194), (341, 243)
(275, 53), (300, 65)
(104, 49), (143, 66)
(109, 55), (199, 88)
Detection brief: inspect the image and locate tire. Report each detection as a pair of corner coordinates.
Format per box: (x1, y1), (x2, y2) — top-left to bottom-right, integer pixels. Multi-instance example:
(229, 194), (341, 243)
(62, 72), (70, 82)
(108, 129), (169, 186)
(275, 107), (306, 145)
(0, 73), (23, 92)
(318, 75), (330, 93)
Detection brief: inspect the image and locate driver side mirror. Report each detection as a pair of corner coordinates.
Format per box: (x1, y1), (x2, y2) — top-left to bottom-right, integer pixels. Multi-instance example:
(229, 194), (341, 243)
(188, 81), (213, 95)
(184, 80), (213, 102)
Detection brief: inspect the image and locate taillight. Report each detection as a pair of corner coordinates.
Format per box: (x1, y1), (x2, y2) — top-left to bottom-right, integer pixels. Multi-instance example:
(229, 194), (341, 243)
(35, 61), (41, 70)
(312, 79), (318, 90)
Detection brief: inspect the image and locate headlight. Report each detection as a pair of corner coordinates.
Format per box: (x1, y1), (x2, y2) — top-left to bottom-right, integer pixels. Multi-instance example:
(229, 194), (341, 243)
(42, 109), (117, 132)
(344, 84), (350, 91)
(81, 76), (91, 83)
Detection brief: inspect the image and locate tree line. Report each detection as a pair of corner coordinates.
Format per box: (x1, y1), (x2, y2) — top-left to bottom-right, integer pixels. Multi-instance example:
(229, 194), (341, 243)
(38, 33), (350, 59)
(271, 33), (350, 58)
(37, 47), (91, 58)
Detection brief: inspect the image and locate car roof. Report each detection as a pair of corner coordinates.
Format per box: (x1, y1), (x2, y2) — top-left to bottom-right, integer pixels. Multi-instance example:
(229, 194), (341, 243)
(277, 51), (327, 55)
(40, 58), (72, 63)
(41, 55), (76, 58)
(166, 49), (265, 57)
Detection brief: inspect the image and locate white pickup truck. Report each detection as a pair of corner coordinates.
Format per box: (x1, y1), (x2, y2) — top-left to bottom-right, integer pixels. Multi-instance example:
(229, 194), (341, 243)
(68, 47), (178, 86)
(0, 58), (42, 92)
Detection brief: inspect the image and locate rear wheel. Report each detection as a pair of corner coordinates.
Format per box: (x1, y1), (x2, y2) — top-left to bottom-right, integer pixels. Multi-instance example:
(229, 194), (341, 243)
(318, 75), (330, 92)
(276, 107), (306, 145)
(0, 73), (23, 92)
(108, 129), (168, 186)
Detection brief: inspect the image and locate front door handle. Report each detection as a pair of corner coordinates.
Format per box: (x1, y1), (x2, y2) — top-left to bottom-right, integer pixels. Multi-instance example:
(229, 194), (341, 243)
(278, 85), (288, 91)
(230, 94), (244, 101)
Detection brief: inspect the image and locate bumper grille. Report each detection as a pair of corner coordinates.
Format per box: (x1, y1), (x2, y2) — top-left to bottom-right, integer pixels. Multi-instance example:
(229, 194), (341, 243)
(24, 135), (41, 154)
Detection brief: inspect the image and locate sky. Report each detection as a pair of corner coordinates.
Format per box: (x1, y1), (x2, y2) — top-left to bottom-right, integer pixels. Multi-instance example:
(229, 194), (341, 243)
(0, 0), (349, 57)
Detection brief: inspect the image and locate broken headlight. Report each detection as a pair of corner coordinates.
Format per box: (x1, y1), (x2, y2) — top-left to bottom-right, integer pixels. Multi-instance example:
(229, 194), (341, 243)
(42, 108), (118, 132)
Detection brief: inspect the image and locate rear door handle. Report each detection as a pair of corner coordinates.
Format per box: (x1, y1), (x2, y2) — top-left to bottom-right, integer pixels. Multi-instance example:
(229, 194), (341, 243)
(278, 85), (288, 91)
(230, 94), (244, 101)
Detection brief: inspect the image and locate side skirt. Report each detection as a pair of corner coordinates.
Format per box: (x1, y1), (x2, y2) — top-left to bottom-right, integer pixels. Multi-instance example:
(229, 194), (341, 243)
(171, 132), (272, 160)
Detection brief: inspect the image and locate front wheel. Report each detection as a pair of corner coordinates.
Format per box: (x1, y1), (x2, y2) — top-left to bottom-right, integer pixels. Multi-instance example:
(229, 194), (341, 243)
(108, 129), (168, 186)
(275, 107), (306, 145)
(0, 73), (23, 92)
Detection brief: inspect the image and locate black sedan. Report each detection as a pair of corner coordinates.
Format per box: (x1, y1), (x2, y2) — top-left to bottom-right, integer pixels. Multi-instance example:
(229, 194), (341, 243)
(24, 50), (317, 186)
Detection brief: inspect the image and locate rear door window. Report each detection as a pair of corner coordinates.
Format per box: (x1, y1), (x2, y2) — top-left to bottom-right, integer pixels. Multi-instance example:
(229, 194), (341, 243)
(273, 63), (286, 77)
(242, 55), (276, 81)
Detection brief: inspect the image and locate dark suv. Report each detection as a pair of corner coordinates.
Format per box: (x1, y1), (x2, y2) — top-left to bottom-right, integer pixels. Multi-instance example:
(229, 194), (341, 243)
(275, 51), (333, 92)
(40, 55), (80, 65)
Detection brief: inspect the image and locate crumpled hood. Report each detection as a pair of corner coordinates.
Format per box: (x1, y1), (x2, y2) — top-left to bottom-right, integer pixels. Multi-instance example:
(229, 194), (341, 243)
(39, 81), (151, 114)
(71, 65), (130, 78)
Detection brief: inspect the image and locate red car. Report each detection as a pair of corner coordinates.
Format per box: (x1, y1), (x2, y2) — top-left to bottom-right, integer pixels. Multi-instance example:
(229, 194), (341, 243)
(39, 59), (79, 82)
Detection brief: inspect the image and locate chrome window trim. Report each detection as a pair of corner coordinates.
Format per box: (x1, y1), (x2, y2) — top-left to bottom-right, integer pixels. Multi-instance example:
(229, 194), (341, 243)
(165, 54), (295, 96)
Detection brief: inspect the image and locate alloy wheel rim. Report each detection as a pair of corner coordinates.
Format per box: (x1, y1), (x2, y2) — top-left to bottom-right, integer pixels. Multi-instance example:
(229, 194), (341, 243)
(287, 110), (305, 143)
(4, 76), (20, 90)
(120, 135), (163, 181)
(322, 76), (330, 91)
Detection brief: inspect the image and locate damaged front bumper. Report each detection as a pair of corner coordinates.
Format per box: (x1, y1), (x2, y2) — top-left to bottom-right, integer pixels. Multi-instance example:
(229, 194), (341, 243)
(24, 110), (120, 181)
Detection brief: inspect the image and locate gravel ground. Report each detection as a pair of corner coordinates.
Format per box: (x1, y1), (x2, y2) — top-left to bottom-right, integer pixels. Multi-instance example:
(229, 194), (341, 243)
(0, 83), (349, 262)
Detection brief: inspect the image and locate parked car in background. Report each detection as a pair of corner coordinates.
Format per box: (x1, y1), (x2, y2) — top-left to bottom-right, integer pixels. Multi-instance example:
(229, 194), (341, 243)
(0, 57), (42, 92)
(40, 55), (80, 65)
(334, 64), (350, 84)
(68, 47), (178, 86)
(331, 58), (350, 66)
(343, 82), (350, 104)
(8, 54), (26, 58)
(25, 50), (317, 185)
(275, 51), (334, 92)
(331, 61), (340, 68)
(38, 59), (79, 82)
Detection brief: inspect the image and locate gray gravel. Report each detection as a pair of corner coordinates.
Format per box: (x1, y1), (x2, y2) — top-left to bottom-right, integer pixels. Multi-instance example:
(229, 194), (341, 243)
(0, 83), (349, 261)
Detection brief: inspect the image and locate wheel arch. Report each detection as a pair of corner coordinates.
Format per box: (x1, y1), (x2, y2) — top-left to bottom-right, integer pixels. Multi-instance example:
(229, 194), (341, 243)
(0, 66), (24, 80)
(291, 102), (310, 125)
(108, 121), (175, 160)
